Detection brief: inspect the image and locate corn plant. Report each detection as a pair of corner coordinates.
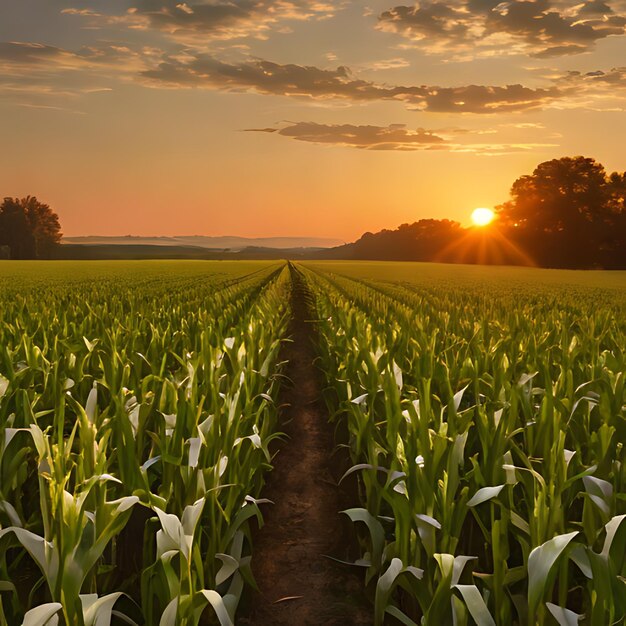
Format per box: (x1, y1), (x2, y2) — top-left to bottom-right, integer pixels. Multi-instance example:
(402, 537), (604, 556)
(300, 261), (626, 626)
(0, 261), (290, 625)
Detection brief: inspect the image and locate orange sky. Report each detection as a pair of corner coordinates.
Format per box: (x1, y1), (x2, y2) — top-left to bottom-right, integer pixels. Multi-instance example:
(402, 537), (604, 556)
(1, 1), (625, 240)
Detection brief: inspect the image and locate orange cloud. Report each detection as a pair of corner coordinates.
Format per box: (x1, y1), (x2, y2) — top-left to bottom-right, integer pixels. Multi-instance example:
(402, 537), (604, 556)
(244, 121), (559, 154)
(141, 54), (561, 112)
(63, 0), (342, 43)
(2, 40), (624, 115)
(378, 0), (626, 59)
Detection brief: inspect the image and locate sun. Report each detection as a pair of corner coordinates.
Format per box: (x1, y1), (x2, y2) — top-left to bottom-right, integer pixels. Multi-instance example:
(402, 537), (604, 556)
(471, 207), (495, 227)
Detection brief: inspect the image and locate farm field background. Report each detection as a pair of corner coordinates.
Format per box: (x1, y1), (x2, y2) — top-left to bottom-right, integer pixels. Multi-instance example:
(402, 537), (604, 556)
(304, 260), (626, 292)
(0, 260), (625, 625)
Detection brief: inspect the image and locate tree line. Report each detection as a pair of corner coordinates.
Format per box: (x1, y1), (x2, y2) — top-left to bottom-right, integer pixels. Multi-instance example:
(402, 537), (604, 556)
(1, 156), (625, 267)
(322, 156), (626, 269)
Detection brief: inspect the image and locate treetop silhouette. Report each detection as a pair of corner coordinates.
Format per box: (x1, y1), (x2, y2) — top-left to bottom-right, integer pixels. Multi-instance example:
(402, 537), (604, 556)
(323, 156), (625, 269)
(496, 156), (625, 268)
(0, 196), (62, 259)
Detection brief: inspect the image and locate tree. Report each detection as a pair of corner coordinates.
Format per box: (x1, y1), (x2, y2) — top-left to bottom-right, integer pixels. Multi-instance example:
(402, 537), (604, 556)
(0, 196), (62, 259)
(496, 157), (625, 268)
(331, 219), (464, 261)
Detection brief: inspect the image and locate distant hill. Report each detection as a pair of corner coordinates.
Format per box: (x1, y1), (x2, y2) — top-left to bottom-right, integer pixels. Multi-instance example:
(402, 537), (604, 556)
(52, 224), (540, 266)
(53, 244), (330, 261)
(62, 235), (344, 250)
(54, 221), (589, 267)
(55, 225), (473, 262)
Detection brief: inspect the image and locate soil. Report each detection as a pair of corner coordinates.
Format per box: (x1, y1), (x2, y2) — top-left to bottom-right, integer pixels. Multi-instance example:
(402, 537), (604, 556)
(243, 264), (372, 626)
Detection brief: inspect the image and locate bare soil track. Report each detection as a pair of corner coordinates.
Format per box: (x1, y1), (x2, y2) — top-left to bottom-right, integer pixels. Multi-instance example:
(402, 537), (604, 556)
(243, 264), (371, 626)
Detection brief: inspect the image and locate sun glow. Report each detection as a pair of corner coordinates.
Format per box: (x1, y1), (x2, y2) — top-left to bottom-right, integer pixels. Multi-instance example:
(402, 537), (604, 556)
(471, 207), (495, 226)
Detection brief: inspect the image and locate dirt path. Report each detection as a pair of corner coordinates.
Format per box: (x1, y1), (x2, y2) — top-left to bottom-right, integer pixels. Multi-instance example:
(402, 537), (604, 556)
(243, 264), (371, 626)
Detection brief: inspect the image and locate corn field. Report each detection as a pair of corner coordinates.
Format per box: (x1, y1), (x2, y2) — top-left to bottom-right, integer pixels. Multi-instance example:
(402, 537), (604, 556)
(0, 259), (625, 625)
(302, 261), (626, 626)
(0, 261), (290, 625)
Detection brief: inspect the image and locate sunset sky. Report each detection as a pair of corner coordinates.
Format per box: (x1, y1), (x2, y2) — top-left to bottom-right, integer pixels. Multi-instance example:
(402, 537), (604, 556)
(1, 1), (625, 240)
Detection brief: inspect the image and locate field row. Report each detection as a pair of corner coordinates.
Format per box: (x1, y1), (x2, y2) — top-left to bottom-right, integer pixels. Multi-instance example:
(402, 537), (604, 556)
(0, 261), (289, 625)
(302, 262), (626, 625)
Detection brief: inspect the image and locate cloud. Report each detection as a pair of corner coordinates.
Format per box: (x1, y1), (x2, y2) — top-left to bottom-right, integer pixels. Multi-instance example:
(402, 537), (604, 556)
(550, 66), (626, 109)
(244, 121), (559, 154)
(414, 84), (559, 113)
(578, 0), (615, 14)
(362, 57), (410, 71)
(0, 40), (561, 114)
(62, 1), (341, 43)
(564, 66), (626, 86)
(377, 0), (626, 58)
(0, 42), (73, 66)
(141, 53), (561, 112)
(3, 38), (624, 115)
(0, 41), (145, 107)
(245, 122), (446, 149)
(142, 56), (392, 98)
(0, 41), (145, 71)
